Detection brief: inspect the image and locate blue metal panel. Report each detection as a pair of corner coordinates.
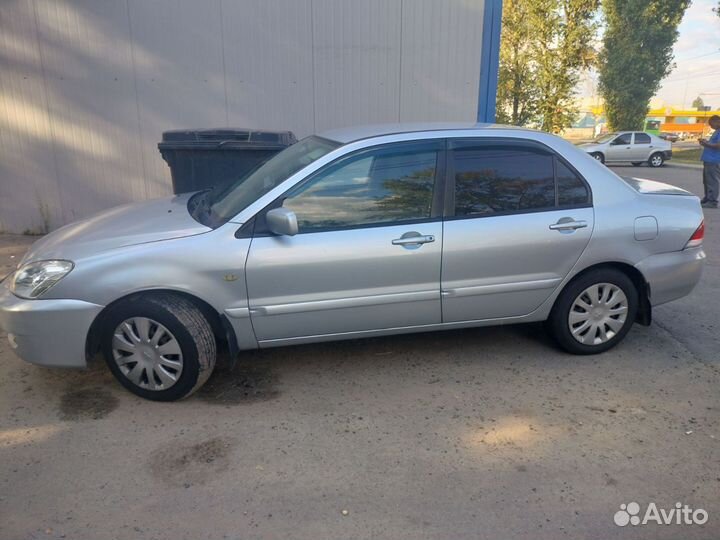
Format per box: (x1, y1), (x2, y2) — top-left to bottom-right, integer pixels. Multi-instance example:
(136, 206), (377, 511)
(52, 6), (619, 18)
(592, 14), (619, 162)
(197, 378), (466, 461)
(477, 0), (503, 123)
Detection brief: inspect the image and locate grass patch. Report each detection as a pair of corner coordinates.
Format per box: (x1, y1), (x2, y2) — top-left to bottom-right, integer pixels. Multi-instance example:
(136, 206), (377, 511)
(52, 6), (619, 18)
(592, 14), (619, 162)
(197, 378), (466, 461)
(672, 146), (702, 163)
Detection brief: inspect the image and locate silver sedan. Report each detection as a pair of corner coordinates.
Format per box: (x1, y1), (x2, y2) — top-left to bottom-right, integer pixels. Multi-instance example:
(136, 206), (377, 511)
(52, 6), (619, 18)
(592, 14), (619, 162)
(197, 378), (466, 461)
(579, 131), (672, 167)
(0, 123), (706, 400)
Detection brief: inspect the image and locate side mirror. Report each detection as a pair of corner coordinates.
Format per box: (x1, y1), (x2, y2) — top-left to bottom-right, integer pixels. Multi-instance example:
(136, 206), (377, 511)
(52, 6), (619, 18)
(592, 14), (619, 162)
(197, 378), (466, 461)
(266, 207), (298, 236)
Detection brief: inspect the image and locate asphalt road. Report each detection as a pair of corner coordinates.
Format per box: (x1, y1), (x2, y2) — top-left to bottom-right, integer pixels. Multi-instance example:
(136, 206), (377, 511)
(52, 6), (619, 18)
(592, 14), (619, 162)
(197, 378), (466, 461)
(1, 163), (718, 540)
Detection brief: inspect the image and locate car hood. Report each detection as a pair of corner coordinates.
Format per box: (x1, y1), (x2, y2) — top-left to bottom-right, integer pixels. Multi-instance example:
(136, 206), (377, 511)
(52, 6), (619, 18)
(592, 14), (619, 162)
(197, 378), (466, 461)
(21, 193), (211, 263)
(578, 142), (600, 151)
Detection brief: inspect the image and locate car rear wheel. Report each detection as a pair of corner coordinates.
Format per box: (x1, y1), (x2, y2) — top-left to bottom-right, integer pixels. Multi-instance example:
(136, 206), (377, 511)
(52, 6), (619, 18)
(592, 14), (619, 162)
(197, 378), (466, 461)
(590, 152), (604, 164)
(648, 152), (664, 167)
(100, 293), (216, 401)
(547, 268), (638, 355)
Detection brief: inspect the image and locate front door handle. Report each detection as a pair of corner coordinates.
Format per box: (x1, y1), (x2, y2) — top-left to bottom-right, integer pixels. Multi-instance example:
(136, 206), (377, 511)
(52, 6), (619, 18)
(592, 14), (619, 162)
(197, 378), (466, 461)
(392, 234), (435, 246)
(549, 219), (588, 231)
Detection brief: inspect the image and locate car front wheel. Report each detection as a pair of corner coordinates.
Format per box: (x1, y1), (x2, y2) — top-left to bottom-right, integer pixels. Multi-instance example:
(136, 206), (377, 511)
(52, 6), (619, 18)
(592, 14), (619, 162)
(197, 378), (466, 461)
(648, 152), (665, 167)
(547, 268), (638, 355)
(590, 152), (604, 164)
(100, 293), (216, 401)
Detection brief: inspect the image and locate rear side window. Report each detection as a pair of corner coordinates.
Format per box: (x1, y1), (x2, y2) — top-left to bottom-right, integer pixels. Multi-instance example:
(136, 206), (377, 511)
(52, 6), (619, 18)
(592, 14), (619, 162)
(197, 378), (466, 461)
(556, 160), (590, 207)
(449, 141), (591, 217)
(452, 146), (556, 216)
(634, 132), (651, 144)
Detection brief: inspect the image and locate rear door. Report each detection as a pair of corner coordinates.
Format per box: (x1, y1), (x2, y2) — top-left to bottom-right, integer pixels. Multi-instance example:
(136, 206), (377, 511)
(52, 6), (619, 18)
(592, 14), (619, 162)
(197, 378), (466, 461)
(245, 140), (445, 342)
(441, 139), (594, 322)
(631, 132), (652, 161)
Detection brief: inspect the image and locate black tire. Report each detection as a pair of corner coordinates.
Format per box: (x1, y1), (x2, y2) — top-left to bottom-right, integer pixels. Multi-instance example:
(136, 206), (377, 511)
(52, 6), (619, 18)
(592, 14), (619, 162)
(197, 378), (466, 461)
(590, 152), (605, 164)
(100, 293), (216, 401)
(648, 152), (664, 168)
(547, 268), (638, 355)
(631, 162), (643, 167)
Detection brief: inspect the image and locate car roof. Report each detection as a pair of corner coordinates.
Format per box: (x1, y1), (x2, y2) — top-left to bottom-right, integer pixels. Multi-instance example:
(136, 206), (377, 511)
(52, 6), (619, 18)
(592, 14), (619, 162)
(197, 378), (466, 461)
(318, 122), (532, 144)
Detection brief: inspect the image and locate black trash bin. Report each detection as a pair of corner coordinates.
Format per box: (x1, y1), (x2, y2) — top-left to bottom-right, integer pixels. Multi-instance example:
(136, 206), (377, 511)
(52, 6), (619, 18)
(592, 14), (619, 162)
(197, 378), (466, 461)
(158, 128), (297, 194)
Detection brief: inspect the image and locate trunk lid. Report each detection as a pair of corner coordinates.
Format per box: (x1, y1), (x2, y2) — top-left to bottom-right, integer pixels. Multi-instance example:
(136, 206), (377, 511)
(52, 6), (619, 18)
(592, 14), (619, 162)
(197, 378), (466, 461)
(621, 176), (694, 196)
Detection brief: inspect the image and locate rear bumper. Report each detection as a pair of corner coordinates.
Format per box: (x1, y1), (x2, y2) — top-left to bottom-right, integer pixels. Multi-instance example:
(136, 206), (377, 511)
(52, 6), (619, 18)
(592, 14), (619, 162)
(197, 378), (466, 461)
(636, 247), (705, 306)
(0, 282), (103, 368)
(664, 150), (673, 160)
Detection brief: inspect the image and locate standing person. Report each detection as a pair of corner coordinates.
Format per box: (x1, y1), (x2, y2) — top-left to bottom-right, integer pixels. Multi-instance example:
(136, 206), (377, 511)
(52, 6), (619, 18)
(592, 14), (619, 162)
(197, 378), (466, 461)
(699, 115), (720, 209)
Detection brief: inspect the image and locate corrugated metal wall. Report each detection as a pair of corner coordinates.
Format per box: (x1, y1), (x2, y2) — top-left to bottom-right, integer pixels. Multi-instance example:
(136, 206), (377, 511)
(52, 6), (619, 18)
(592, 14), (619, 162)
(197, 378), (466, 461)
(0, 0), (485, 233)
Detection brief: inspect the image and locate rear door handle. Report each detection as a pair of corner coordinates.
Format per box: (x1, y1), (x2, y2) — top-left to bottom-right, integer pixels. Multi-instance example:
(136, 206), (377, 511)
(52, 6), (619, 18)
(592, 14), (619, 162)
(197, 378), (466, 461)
(392, 234), (435, 246)
(549, 219), (587, 231)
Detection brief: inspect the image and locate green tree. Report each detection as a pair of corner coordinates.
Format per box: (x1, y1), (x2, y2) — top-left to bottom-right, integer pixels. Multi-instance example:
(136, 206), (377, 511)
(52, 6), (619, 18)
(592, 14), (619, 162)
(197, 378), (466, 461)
(598, 0), (690, 130)
(692, 96), (705, 110)
(496, 0), (539, 125)
(534, 0), (600, 133)
(496, 0), (599, 133)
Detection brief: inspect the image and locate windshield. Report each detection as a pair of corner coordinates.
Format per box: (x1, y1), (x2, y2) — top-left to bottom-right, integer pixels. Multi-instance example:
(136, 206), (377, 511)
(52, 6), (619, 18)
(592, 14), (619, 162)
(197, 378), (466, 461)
(194, 136), (340, 227)
(593, 133), (617, 144)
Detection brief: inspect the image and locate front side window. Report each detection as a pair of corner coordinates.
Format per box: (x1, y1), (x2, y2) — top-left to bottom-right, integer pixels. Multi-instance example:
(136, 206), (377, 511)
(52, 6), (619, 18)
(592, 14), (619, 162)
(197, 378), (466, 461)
(613, 133), (632, 145)
(206, 136), (340, 225)
(282, 142), (440, 232)
(634, 132), (651, 144)
(452, 145), (556, 217)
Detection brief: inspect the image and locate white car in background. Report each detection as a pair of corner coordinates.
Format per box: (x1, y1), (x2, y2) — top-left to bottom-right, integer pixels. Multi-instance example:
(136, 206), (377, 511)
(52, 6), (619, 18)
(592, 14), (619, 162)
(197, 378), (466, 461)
(579, 131), (672, 167)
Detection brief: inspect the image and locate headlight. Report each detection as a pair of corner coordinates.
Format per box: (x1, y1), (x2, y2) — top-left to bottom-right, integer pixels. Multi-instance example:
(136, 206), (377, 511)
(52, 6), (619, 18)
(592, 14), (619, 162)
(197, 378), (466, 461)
(10, 260), (74, 299)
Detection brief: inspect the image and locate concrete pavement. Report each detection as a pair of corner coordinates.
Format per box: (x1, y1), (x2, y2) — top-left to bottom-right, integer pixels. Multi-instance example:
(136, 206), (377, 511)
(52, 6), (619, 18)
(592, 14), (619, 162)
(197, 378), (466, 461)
(0, 164), (718, 540)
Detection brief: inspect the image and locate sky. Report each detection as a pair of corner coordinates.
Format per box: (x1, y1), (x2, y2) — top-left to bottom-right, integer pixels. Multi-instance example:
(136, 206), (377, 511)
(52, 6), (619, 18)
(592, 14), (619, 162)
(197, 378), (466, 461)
(580, 0), (720, 110)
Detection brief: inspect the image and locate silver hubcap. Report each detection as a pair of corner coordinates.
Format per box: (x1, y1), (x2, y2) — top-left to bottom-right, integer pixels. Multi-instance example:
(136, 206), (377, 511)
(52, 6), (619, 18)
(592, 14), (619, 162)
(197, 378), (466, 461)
(568, 283), (628, 346)
(651, 155), (662, 166)
(112, 317), (183, 391)
(593, 154), (602, 161)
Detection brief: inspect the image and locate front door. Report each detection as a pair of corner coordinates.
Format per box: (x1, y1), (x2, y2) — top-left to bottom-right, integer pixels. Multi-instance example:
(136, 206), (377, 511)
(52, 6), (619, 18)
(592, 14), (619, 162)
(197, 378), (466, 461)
(605, 133), (633, 162)
(245, 140), (445, 342)
(441, 139), (594, 322)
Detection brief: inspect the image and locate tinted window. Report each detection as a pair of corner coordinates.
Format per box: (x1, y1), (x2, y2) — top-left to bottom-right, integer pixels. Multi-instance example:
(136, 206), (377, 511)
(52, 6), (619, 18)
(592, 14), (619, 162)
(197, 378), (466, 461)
(283, 143), (439, 232)
(634, 132), (651, 144)
(207, 136), (340, 225)
(452, 146), (555, 216)
(557, 160), (590, 206)
(613, 133), (632, 145)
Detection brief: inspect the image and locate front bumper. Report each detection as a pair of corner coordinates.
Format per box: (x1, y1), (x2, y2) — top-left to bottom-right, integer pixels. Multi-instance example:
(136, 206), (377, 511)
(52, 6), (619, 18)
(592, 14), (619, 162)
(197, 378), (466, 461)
(636, 247), (705, 306)
(0, 281), (103, 368)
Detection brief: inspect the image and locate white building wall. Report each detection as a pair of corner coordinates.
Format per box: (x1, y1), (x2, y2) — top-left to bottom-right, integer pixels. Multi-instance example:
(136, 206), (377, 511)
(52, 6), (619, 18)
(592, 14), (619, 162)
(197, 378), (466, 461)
(0, 0), (485, 233)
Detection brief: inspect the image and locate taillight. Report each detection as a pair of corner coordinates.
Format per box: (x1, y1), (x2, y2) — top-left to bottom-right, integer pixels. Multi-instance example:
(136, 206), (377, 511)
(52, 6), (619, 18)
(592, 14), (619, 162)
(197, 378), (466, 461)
(685, 221), (704, 249)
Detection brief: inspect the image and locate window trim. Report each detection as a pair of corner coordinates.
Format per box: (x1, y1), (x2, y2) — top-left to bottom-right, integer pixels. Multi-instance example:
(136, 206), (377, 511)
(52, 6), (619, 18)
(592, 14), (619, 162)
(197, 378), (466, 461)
(444, 137), (593, 221)
(249, 139), (448, 237)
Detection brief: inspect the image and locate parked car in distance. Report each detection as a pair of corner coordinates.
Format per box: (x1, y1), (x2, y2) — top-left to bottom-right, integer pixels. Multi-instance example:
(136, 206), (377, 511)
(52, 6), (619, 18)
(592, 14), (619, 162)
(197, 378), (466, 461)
(659, 132), (679, 143)
(0, 123), (705, 401)
(579, 131), (672, 167)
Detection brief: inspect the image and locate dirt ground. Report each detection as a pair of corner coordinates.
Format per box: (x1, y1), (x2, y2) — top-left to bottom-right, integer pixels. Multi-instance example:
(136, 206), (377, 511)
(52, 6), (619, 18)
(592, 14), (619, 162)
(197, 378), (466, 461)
(1, 164), (718, 540)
